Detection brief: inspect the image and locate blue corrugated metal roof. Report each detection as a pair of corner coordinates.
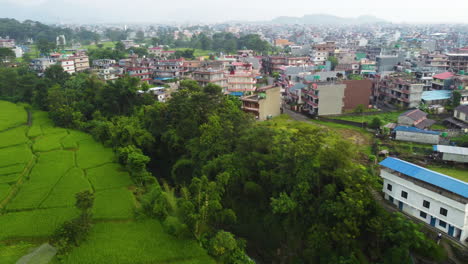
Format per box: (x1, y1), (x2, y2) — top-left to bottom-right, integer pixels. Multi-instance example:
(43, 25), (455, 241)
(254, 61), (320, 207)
(380, 157), (468, 198)
(394, 126), (440, 135)
(421, 90), (452, 101)
(289, 83), (306, 92)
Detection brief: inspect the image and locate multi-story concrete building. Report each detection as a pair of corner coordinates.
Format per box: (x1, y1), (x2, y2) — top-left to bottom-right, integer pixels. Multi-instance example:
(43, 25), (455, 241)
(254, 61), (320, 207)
(0, 38), (15, 48)
(59, 59), (75, 74)
(126, 67), (152, 83)
(30, 58), (57, 73)
(241, 85), (281, 121)
(193, 69), (227, 90)
(377, 73), (425, 108)
(92, 59), (117, 68)
(313, 41), (336, 56)
(262, 56), (310, 74)
(426, 54), (449, 71)
(154, 59), (186, 79)
(380, 157), (468, 245)
(96, 67), (122, 82)
(226, 62), (257, 96)
(70, 54), (90, 72)
(302, 82), (346, 116)
(447, 51), (468, 74)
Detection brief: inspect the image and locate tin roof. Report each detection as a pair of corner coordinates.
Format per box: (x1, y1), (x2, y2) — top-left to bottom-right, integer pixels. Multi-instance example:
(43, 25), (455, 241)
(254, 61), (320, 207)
(433, 145), (468, 156)
(394, 126), (440, 135)
(380, 157), (468, 198)
(421, 90), (452, 101)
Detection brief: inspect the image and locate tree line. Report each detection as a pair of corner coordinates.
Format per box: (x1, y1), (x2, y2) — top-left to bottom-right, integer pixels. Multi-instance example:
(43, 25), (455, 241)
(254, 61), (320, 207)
(0, 18), (99, 45)
(0, 66), (447, 263)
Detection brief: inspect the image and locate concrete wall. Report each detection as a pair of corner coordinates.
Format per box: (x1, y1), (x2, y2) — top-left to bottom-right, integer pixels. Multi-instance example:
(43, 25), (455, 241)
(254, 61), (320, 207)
(442, 153), (468, 163)
(381, 169), (468, 244)
(259, 86), (281, 121)
(395, 131), (439, 144)
(455, 109), (468, 123)
(409, 84), (424, 108)
(317, 84), (345, 116)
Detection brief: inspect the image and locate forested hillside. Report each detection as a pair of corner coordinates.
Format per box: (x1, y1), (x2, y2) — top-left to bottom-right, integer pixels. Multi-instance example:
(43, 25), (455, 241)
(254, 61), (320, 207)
(0, 66), (447, 263)
(0, 18), (99, 44)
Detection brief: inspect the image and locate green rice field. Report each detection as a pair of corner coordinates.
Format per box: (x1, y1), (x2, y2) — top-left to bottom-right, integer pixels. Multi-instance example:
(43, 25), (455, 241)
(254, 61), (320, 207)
(0, 101), (213, 263)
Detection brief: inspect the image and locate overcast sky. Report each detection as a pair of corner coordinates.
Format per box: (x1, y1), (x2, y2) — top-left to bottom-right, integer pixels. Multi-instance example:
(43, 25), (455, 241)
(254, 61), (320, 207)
(1, 0), (467, 24)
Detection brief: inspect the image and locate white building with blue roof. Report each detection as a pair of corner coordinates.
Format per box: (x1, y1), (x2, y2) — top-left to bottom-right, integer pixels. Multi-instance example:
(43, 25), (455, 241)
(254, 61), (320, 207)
(380, 157), (468, 245)
(393, 126), (440, 144)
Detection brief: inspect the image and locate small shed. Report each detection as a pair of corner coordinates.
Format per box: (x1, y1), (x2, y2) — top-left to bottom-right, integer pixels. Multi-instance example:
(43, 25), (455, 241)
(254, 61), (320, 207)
(433, 145), (468, 163)
(393, 126), (440, 144)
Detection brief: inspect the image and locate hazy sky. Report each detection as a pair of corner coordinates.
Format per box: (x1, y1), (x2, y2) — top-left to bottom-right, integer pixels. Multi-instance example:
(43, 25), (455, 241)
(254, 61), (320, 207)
(1, 0), (467, 24)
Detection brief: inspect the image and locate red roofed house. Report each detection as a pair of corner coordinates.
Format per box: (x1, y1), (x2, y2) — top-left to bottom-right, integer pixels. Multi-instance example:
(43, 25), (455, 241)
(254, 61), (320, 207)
(432, 72), (455, 90)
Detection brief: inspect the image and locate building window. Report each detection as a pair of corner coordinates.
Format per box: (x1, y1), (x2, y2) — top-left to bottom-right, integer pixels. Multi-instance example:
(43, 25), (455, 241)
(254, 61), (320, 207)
(439, 220), (446, 228)
(387, 184), (392, 191)
(440, 208), (448, 216)
(423, 200), (430, 208)
(420, 211), (427, 219)
(401, 191), (408, 199)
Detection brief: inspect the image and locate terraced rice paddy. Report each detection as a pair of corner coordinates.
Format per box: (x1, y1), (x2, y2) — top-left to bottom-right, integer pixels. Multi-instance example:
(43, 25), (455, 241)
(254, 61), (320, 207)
(0, 101), (213, 263)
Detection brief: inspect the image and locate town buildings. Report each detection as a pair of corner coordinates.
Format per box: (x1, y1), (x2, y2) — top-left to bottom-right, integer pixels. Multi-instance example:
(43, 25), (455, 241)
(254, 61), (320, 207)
(376, 73), (425, 108)
(193, 69), (228, 90)
(0, 38), (15, 48)
(226, 62), (257, 96)
(241, 85), (281, 120)
(380, 157), (468, 245)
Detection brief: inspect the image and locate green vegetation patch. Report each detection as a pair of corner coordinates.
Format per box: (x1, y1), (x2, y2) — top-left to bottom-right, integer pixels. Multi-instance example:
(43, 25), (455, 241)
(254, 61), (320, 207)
(33, 132), (68, 152)
(0, 126), (29, 148)
(427, 166), (468, 183)
(0, 144), (32, 168)
(0, 163), (25, 176)
(28, 150), (75, 187)
(0, 183), (11, 201)
(7, 150), (75, 210)
(87, 163), (132, 191)
(0, 242), (39, 264)
(0, 174), (20, 184)
(92, 188), (135, 220)
(6, 185), (51, 210)
(331, 111), (403, 124)
(0, 208), (79, 240)
(40, 168), (91, 208)
(61, 130), (93, 149)
(0, 101), (27, 131)
(31, 111), (63, 135)
(59, 220), (215, 264)
(76, 139), (114, 169)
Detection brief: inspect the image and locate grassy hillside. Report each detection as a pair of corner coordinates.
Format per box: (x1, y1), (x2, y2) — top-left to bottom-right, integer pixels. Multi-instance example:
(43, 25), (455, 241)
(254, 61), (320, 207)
(0, 101), (213, 263)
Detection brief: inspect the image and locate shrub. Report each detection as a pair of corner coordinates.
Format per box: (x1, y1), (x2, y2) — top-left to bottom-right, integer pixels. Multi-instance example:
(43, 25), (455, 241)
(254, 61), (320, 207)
(163, 216), (189, 238)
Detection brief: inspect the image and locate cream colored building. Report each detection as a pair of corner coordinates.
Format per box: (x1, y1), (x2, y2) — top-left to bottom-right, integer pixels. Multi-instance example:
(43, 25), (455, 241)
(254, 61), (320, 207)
(241, 86), (281, 121)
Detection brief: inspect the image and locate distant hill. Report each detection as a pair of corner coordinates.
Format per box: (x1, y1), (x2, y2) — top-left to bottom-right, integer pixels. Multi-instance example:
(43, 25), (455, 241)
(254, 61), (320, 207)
(270, 14), (387, 25)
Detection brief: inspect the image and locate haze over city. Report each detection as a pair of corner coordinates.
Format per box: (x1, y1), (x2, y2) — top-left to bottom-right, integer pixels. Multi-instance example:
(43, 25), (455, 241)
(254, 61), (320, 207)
(1, 0), (468, 24)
